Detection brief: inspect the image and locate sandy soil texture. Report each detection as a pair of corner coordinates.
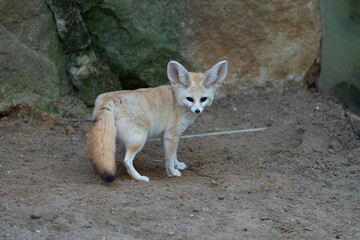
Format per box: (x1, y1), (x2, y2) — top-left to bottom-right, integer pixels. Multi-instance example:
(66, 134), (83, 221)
(0, 88), (359, 240)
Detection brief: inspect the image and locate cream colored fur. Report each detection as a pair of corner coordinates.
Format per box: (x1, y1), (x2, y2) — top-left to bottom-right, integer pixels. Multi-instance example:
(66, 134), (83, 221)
(87, 60), (228, 182)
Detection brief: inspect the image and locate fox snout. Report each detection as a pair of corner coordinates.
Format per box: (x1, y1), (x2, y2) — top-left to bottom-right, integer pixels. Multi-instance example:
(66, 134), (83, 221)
(191, 106), (203, 114)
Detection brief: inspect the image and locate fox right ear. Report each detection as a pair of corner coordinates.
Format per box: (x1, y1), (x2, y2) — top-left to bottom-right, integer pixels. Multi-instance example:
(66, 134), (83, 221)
(167, 61), (191, 88)
(203, 60), (228, 89)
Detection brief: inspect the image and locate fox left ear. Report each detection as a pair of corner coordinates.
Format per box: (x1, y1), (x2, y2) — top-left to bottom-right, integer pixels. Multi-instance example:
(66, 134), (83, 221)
(203, 60), (228, 88)
(167, 61), (191, 88)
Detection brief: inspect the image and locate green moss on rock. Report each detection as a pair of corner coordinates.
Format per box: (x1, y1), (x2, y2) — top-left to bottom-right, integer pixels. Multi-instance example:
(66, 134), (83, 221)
(68, 49), (122, 106)
(333, 82), (360, 114)
(80, 0), (187, 89)
(47, 0), (91, 51)
(0, 0), (68, 112)
(319, 0), (360, 113)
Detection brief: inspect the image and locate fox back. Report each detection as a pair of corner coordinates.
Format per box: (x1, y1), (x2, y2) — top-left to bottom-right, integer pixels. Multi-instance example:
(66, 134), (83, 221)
(88, 60), (228, 182)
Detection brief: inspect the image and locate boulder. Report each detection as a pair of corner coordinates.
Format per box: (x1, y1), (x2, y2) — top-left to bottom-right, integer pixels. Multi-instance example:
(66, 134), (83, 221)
(318, 0), (360, 114)
(0, 0), (322, 111)
(78, 0), (321, 95)
(46, 0), (91, 52)
(79, 0), (188, 90)
(176, 0), (322, 94)
(68, 48), (121, 105)
(46, 0), (123, 105)
(0, 0), (67, 112)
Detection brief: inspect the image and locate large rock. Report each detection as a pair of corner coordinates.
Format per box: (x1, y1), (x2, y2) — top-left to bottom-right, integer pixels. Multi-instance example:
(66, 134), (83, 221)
(0, 0), (322, 111)
(46, 0), (91, 52)
(0, 0), (67, 112)
(79, 0), (188, 89)
(46, 0), (123, 105)
(177, 1), (322, 94)
(68, 48), (121, 105)
(318, 0), (360, 114)
(77, 0), (321, 96)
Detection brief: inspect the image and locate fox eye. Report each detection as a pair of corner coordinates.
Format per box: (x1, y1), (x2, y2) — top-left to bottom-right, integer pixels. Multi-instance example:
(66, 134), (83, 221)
(186, 97), (194, 103)
(200, 97), (207, 102)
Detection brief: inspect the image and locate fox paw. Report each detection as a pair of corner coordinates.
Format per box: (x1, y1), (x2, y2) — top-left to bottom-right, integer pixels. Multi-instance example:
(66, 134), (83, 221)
(137, 176), (150, 182)
(167, 169), (181, 177)
(175, 161), (187, 170)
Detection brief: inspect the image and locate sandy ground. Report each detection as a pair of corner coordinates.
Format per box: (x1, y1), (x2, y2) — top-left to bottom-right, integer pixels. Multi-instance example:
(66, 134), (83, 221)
(0, 88), (359, 240)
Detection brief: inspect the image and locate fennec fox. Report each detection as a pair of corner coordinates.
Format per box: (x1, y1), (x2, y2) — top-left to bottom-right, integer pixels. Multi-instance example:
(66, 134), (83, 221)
(87, 60), (228, 182)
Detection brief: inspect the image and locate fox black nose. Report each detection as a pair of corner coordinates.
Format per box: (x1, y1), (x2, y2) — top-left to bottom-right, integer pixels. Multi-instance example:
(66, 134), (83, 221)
(195, 109), (200, 113)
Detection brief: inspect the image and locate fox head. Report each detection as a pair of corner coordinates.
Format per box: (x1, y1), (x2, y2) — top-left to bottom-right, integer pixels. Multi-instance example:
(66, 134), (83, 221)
(167, 60), (228, 114)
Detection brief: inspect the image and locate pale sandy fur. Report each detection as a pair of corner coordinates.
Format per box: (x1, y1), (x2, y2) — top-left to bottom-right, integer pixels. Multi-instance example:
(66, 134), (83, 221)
(88, 85), (197, 182)
(87, 60), (228, 182)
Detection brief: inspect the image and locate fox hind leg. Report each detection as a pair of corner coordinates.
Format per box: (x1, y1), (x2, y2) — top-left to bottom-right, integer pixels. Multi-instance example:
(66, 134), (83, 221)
(124, 136), (149, 182)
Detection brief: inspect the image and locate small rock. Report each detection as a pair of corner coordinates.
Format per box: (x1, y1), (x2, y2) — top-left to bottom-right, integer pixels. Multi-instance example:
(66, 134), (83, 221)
(218, 195), (225, 200)
(31, 211), (42, 219)
(40, 112), (56, 125)
(193, 208), (200, 213)
(64, 125), (75, 134)
(168, 232), (175, 236)
(260, 216), (269, 221)
(265, 120), (273, 126)
(242, 228), (248, 232)
(211, 179), (219, 186)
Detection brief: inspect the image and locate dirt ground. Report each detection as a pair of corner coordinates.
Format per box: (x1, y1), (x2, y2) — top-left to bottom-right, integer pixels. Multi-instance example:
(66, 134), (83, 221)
(0, 87), (359, 240)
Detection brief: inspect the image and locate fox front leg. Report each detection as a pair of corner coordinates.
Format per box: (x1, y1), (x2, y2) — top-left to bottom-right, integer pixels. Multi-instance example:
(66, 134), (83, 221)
(161, 136), (186, 171)
(163, 136), (181, 177)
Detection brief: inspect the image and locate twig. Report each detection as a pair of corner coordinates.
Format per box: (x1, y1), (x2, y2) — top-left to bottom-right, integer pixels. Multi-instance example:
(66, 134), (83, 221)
(149, 127), (267, 141)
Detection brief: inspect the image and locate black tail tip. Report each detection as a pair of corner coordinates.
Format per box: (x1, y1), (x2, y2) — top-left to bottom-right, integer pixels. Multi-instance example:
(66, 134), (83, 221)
(101, 173), (116, 183)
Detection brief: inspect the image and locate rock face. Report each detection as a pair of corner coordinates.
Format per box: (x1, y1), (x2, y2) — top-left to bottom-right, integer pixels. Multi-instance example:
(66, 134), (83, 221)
(46, 0), (124, 105)
(0, 0), (322, 111)
(177, 0), (322, 94)
(67, 49), (121, 105)
(46, 0), (91, 52)
(79, 0), (188, 90)
(318, 0), (360, 114)
(0, 0), (67, 112)
(76, 0), (322, 98)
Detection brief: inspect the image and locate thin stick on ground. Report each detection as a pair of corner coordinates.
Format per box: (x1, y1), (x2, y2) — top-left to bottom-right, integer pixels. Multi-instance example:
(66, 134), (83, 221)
(149, 127), (267, 141)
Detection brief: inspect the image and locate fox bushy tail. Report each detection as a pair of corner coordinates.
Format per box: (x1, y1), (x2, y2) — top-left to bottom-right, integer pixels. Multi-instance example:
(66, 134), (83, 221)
(87, 107), (117, 182)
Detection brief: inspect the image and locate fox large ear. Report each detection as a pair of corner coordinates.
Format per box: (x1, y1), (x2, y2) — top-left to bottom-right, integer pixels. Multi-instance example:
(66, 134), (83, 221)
(167, 61), (191, 88)
(203, 60), (228, 88)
